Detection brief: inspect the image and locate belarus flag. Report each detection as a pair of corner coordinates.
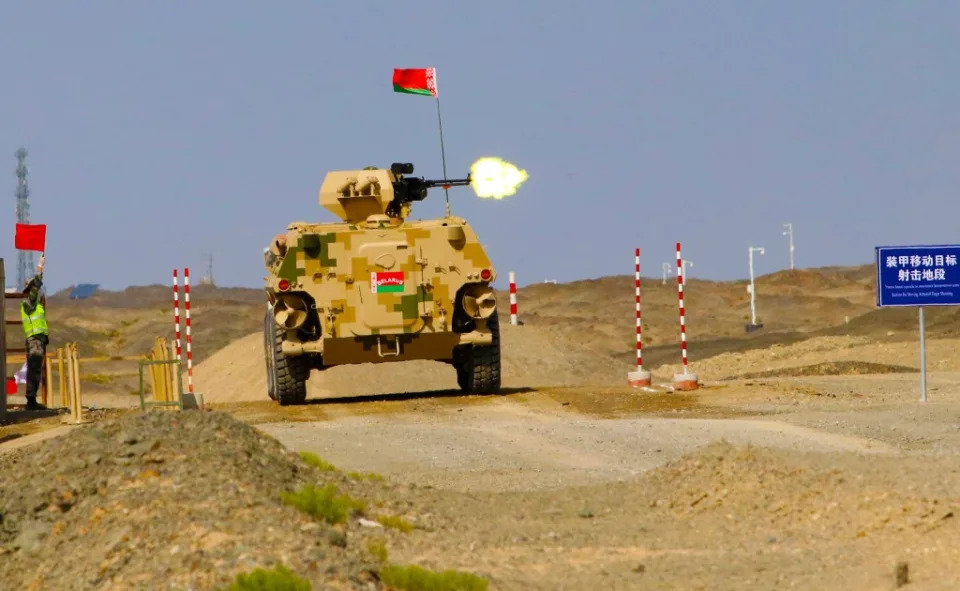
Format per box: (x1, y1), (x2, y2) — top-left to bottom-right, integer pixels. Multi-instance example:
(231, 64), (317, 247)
(392, 68), (437, 97)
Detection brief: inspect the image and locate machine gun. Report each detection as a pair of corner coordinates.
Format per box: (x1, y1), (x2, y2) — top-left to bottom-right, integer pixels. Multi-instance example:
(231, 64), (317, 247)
(387, 162), (471, 216)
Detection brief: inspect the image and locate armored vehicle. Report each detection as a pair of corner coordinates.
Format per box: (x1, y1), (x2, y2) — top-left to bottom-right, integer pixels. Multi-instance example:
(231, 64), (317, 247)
(263, 162), (501, 405)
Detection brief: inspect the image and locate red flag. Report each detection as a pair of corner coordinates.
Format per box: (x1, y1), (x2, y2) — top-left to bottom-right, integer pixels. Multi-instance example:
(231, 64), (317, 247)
(392, 68), (437, 97)
(15, 223), (46, 251)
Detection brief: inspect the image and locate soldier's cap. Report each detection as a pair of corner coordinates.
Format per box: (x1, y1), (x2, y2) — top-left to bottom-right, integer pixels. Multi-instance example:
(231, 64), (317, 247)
(22, 277), (40, 293)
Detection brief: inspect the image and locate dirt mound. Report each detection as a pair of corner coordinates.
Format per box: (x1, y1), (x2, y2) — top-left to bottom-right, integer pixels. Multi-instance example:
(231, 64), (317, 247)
(757, 265), (874, 292)
(653, 334), (960, 380)
(822, 305), (960, 340)
(47, 284), (265, 310)
(0, 411), (409, 590)
(733, 361), (919, 379)
(196, 322), (627, 404)
(638, 441), (959, 541)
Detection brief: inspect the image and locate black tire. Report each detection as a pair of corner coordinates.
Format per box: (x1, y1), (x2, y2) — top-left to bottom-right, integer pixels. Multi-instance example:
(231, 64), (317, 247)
(263, 308), (277, 401)
(458, 309), (501, 394)
(266, 311), (309, 406)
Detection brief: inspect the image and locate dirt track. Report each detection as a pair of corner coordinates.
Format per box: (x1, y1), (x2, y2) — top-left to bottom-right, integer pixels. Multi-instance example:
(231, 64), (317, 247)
(255, 397), (896, 494)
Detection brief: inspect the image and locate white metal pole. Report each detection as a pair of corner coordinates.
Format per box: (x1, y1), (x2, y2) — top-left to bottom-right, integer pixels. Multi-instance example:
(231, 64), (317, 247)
(682, 260), (694, 278)
(919, 306), (927, 402)
(749, 246), (764, 325)
(783, 223), (795, 270)
(662, 262), (670, 285)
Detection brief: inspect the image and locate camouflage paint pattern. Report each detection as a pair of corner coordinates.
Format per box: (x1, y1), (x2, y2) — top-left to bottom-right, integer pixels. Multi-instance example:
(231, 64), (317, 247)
(264, 166), (498, 366)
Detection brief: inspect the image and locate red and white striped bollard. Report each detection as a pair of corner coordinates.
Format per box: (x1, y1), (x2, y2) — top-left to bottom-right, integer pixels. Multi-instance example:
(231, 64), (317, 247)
(509, 271), (518, 325)
(673, 242), (699, 390)
(628, 248), (652, 387)
(184, 267), (194, 395)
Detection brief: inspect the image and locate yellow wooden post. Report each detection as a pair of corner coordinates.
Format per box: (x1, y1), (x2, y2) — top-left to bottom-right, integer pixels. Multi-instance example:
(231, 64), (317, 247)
(64, 345), (75, 421)
(58, 347), (67, 408)
(44, 356), (55, 409)
(161, 338), (171, 403)
(148, 340), (159, 402)
(169, 338), (179, 406)
(69, 343), (82, 423)
(74, 344), (83, 422)
(159, 338), (170, 403)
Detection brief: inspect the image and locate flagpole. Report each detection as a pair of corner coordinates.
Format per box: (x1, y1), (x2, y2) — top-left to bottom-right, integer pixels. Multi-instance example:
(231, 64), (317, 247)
(435, 96), (451, 217)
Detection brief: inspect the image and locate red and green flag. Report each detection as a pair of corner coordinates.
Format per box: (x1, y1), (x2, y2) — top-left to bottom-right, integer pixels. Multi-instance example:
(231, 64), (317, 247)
(392, 67), (437, 97)
(372, 271), (405, 293)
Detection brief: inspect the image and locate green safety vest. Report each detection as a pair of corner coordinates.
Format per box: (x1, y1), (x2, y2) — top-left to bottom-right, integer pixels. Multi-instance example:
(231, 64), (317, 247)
(21, 301), (48, 338)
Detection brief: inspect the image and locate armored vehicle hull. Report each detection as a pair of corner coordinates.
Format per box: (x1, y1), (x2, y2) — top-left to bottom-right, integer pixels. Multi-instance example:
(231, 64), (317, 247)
(263, 164), (501, 405)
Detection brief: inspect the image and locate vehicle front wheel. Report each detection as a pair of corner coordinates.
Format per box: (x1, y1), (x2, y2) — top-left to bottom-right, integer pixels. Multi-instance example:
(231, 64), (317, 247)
(456, 310), (501, 394)
(263, 308), (277, 400)
(265, 312), (309, 405)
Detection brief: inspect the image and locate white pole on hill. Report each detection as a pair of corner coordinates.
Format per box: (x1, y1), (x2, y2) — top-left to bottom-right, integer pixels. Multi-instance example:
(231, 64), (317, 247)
(682, 259), (694, 278)
(662, 262), (671, 285)
(783, 222), (795, 270)
(919, 306), (927, 402)
(748, 246), (765, 325)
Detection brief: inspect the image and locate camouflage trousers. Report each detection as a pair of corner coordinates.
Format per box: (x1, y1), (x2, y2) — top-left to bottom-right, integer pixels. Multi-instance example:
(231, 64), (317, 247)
(25, 336), (46, 400)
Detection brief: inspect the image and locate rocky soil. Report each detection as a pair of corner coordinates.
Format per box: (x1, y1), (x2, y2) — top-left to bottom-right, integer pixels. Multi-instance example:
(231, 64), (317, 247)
(0, 410), (449, 590)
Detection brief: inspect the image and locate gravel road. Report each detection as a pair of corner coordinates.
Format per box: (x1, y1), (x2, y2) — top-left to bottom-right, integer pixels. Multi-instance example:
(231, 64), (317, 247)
(257, 396), (897, 493)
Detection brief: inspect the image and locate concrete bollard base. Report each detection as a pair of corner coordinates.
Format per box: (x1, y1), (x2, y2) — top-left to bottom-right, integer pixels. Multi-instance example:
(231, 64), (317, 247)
(181, 392), (204, 410)
(672, 373), (699, 391)
(627, 370), (652, 387)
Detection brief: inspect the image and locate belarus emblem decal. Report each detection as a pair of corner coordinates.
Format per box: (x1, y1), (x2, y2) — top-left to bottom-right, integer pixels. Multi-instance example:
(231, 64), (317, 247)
(371, 271), (404, 293)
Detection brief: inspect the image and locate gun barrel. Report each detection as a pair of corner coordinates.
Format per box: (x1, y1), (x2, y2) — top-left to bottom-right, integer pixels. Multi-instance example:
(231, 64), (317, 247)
(424, 176), (471, 188)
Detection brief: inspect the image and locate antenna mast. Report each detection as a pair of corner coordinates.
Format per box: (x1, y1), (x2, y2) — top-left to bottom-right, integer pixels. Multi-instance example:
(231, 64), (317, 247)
(201, 252), (215, 286)
(15, 148), (33, 288)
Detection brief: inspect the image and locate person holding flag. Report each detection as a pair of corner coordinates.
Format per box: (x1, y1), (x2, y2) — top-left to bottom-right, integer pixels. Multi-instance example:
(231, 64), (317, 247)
(15, 223), (48, 410)
(20, 254), (48, 410)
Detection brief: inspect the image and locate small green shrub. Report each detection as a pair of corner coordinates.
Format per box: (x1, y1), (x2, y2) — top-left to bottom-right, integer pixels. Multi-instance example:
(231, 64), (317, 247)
(281, 484), (365, 524)
(225, 563), (311, 590)
(379, 564), (488, 591)
(299, 451), (337, 472)
(367, 539), (388, 563)
(377, 514), (414, 533)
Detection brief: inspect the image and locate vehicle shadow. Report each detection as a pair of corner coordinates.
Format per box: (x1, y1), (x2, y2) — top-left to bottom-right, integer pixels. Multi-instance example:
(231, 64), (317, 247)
(302, 386), (535, 406)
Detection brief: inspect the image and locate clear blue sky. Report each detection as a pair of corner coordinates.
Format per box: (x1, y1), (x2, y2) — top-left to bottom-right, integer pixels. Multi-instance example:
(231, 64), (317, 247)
(1, 1), (957, 292)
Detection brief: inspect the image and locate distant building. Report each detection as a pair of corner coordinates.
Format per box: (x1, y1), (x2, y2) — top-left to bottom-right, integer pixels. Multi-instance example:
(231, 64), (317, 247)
(69, 284), (99, 299)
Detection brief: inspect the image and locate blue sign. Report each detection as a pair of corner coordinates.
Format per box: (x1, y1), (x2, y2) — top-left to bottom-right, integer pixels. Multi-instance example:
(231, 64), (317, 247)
(875, 244), (960, 307)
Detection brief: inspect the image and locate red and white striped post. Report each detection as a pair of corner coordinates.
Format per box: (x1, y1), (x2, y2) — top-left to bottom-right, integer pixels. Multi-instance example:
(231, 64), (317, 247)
(184, 267), (194, 395)
(673, 242), (699, 390)
(628, 248), (652, 387)
(509, 271), (518, 325)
